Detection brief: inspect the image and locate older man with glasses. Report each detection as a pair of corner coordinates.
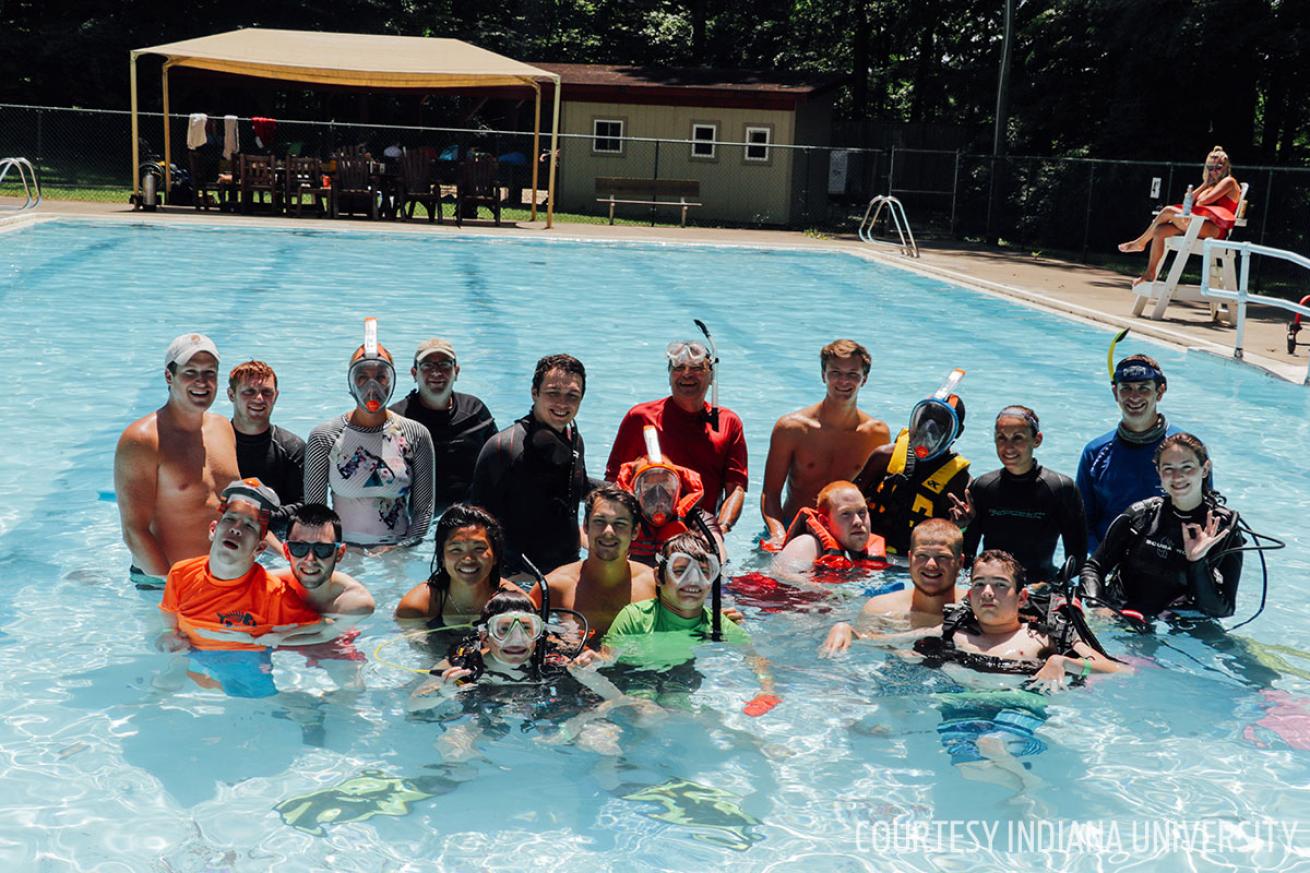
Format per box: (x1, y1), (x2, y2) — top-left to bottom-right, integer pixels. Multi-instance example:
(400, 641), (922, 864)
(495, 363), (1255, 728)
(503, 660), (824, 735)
(604, 338), (748, 533)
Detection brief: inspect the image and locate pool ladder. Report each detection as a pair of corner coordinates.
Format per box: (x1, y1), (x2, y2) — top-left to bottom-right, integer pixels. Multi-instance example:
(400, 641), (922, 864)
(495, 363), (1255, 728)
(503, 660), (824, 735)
(0, 157), (42, 211)
(858, 195), (918, 258)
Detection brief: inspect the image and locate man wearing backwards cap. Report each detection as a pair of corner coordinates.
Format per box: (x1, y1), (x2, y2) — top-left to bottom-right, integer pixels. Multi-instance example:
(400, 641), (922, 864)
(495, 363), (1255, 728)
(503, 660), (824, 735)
(114, 333), (240, 587)
(390, 338), (497, 515)
(156, 479), (324, 698)
(1076, 353), (1190, 552)
(604, 338), (748, 533)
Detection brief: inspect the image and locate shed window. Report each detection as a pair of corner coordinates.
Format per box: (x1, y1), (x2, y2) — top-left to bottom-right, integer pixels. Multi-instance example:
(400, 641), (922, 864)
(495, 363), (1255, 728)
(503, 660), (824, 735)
(691, 123), (717, 159)
(593, 119), (624, 154)
(745, 126), (771, 162)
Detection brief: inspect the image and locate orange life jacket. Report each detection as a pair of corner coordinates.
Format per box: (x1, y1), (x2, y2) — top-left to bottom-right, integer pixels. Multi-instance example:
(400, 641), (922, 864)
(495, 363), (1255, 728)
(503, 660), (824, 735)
(782, 506), (888, 571)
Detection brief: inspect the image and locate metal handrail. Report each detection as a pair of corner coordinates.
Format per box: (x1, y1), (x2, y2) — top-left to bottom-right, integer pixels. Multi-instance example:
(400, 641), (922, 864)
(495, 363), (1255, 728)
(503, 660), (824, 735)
(1200, 237), (1310, 384)
(0, 157), (42, 210)
(858, 194), (919, 258)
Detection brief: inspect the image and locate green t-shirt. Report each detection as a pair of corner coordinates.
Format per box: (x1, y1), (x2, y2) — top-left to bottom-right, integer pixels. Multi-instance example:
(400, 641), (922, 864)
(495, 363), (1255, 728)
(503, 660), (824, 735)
(603, 597), (749, 669)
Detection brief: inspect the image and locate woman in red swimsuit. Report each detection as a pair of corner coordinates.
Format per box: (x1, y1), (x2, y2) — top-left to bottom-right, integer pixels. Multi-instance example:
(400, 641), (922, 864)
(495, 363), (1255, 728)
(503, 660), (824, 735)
(1118, 145), (1242, 287)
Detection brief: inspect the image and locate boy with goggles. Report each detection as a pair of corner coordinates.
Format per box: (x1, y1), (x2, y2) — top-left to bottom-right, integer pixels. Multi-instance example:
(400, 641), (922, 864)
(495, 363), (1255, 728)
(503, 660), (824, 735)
(584, 534), (778, 716)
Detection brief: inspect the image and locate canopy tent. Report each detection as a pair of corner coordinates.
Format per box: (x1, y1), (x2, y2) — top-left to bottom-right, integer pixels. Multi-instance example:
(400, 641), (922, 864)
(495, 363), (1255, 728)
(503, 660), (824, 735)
(130, 28), (561, 225)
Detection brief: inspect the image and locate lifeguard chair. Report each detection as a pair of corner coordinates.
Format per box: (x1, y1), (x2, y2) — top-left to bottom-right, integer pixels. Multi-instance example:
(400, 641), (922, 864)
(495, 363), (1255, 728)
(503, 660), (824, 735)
(1131, 182), (1250, 324)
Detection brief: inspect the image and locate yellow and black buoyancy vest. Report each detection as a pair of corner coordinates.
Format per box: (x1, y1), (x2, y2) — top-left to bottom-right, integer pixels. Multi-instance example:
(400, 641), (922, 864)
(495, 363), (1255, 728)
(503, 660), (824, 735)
(867, 428), (970, 553)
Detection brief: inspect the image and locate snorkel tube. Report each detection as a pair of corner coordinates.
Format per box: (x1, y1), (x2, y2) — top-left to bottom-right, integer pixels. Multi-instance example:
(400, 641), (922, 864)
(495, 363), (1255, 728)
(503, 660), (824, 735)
(686, 510), (723, 642)
(518, 554), (551, 673)
(347, 317), (396, 413)
(1106, 328), (1130, 381)
(693, 319), (721, 431)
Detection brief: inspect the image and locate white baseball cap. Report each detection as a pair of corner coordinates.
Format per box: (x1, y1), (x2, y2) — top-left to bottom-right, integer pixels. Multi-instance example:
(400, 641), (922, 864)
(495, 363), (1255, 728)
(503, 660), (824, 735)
(165, 333), (220, 369)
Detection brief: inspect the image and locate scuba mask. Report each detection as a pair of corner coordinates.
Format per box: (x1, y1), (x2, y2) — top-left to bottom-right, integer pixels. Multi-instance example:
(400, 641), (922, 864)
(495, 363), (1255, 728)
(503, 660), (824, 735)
(484, 611), (545, 643)
(347, 318), (395, 413)
(665, 551), (721, 591)
(907, 368), (966, 462)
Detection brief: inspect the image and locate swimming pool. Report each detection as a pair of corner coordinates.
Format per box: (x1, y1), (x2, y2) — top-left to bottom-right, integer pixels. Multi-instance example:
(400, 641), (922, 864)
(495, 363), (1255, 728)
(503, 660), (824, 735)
(2, 219), (1310, 871)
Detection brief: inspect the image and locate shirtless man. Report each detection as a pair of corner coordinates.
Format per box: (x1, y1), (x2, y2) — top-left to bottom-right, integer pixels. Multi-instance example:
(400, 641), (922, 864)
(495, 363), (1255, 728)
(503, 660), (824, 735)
(818, 518), (963, 656)
(115, 333), (239, 587)
(529, 484), (656, 637)
(761, 339), (889, 546)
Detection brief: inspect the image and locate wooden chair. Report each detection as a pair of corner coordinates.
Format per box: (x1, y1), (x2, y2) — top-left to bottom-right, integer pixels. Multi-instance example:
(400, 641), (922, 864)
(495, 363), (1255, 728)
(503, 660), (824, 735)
(455, 155), (502, 227)
(238, 154), (279, 213)
(284, 155), (326, 217)
(331, 157), (378, 220)
(397, 148), (442, 223)
(188, 150), (220, 211)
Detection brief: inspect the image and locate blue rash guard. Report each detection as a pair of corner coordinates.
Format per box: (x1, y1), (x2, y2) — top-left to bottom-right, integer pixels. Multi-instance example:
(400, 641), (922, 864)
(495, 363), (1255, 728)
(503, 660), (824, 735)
(1076, 422), (1183, 552)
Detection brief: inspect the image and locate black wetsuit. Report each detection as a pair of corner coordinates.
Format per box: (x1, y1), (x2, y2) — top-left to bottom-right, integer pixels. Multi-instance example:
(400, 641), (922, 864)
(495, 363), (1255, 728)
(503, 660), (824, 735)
(962, 464), (1087, 582)
(1080, 497), (1243, 618)
(390, 390), (498, 515)
(470, 413), (591, 575)
(233, 423), (305, 537)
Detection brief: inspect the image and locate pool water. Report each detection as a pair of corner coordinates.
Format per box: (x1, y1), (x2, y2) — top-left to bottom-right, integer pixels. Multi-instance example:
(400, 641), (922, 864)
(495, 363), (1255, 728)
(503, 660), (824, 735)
(2, 220), (1310, 871)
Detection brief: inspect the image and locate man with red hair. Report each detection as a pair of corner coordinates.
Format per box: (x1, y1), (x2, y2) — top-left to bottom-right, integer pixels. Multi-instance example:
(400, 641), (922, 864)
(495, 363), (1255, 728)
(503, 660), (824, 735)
(227, 360), (305, 536)
(772, 480), (884, 577)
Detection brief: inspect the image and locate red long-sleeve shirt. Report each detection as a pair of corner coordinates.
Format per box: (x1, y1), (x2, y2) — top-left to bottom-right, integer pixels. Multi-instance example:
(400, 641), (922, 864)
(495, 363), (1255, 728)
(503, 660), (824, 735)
(604, 397), (748, 511)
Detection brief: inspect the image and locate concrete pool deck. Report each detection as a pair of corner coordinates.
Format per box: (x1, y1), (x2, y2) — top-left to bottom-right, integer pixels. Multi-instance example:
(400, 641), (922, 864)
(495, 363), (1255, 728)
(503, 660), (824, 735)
(6, 198), (1308, 383)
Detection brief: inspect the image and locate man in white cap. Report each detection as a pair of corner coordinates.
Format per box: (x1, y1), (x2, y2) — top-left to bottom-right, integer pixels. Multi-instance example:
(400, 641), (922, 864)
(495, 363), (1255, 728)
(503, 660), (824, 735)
(114, 333), (239, 588)
(389, 338), (497, 515)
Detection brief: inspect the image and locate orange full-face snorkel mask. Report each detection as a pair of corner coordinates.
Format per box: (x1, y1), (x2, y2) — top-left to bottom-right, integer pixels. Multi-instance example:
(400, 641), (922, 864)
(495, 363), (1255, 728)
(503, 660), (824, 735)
(616, 426), (705, 528)
(347, 318), (396, 413)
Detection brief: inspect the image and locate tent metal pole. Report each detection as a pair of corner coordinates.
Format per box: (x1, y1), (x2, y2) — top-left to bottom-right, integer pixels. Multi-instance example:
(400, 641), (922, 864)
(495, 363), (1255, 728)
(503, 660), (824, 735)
(546, 74), (560, 229)
(530, 81), (541, 222)
(162, 63), (173, 198)
(130, 51), (141, 198)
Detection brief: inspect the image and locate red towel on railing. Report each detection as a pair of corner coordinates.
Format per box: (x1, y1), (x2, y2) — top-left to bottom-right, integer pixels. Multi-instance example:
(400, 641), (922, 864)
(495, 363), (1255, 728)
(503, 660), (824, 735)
(252, 117), (277, 148)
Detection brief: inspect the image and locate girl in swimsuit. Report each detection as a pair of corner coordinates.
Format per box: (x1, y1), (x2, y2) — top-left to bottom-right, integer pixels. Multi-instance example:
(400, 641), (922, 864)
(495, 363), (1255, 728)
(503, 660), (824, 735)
(1118, 145), (1242, 287)
(394, 504), (516, 631)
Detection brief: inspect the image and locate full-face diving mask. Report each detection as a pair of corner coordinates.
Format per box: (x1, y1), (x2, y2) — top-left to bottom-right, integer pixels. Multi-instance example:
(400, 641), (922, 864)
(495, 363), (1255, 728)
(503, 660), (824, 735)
(907, 368), (966, 462)
(634, 465), (681, 527)
(347, 317), (396, 413)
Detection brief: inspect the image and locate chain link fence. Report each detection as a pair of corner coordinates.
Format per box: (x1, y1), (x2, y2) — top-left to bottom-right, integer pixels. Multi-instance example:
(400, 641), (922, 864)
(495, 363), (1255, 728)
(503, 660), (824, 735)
(2, 102), (1308, 291)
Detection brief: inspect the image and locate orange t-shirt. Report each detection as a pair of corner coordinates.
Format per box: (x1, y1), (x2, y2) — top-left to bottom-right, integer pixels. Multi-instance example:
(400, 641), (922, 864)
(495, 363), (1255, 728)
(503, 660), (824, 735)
(160, 555), (322, 651)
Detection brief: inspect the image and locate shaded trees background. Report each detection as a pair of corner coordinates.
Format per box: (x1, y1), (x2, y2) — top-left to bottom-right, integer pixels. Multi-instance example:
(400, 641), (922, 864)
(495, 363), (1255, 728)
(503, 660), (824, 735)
(1, 0), (1306, 163)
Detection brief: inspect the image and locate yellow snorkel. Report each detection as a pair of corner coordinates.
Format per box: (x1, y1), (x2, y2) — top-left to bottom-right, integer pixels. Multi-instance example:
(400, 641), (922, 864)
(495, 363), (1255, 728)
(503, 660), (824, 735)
(1107, 328), (1130, 381)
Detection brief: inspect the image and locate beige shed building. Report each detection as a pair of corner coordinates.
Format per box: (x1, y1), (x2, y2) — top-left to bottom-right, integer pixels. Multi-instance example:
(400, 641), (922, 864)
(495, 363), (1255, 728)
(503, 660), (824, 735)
(534, 65), (844, 226)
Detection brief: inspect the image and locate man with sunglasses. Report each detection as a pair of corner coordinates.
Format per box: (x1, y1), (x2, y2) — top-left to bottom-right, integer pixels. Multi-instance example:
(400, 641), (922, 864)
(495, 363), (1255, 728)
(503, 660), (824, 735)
(604, 339), (748, 533)
(272, 504), (376, 682)
(390, 338), (497, 515)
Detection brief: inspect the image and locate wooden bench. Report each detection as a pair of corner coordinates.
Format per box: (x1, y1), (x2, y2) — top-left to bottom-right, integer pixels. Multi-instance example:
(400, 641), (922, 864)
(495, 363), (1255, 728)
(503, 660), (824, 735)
(595, 177), (702, 226)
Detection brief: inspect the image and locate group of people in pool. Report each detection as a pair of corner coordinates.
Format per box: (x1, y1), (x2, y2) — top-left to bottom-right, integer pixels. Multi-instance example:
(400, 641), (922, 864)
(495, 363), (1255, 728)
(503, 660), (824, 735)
(116, 320), (1248, 725)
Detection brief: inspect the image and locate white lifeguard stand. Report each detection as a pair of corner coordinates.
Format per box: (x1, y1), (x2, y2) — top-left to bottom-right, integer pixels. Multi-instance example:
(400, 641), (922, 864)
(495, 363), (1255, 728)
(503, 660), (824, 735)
(1131, 182), (1249, 324)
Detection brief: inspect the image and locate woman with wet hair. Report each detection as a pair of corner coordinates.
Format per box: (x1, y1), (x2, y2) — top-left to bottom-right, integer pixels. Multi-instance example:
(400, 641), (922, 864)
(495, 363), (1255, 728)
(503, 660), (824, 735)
(1080, 433), (1244, 619)
(395, 503), (514, 629)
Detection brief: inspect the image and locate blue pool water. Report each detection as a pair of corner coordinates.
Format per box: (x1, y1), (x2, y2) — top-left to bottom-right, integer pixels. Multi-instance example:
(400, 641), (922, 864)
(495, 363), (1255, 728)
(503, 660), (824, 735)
(2, 219), (1310, 871)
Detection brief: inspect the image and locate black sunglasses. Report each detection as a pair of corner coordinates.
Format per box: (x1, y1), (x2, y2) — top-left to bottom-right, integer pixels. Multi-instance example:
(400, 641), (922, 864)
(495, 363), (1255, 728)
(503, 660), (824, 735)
(286, 541), (339, 559)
